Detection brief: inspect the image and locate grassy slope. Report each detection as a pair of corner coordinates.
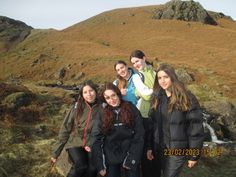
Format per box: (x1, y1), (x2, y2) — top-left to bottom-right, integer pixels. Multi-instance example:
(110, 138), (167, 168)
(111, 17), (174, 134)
(0, 5), (235, 99)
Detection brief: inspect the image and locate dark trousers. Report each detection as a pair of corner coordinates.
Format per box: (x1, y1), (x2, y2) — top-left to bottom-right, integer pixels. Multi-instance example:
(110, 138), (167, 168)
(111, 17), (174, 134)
(163, 156), (186, 177)
(141, 118), (160, 177)
(107, 164), (140, 177)
(154, 147), (186, 177)
(67, 147), (97, 177)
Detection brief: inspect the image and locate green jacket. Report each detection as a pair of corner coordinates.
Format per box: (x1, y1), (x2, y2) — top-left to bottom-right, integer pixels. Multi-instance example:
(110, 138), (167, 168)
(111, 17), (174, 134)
(52, 101), (100, 158)
(136, 65), (156, 118)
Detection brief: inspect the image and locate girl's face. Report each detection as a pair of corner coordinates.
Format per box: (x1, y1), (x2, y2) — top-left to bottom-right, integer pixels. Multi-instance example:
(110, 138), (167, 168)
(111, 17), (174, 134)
(115, 63), (129, 79)
(82, 85), (96, 103)
(130, 57), (146, 71)
(157, 70), (172, 90)
(103, 89), (120, 107)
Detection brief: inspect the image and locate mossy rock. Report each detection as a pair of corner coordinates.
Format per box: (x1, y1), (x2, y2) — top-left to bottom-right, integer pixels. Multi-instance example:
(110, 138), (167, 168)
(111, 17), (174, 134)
(55, 148), (71, 177)
(2, 91), (33, 109)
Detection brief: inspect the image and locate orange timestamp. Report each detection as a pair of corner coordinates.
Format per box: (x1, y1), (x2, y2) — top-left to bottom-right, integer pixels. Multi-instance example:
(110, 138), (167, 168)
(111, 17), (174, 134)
(163, 147), (222, 157)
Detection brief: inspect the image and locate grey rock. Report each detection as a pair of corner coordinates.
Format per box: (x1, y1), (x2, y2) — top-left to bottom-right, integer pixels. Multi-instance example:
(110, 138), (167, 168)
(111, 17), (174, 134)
(153, 0), (217, 25)
(176, 68), (194, 84)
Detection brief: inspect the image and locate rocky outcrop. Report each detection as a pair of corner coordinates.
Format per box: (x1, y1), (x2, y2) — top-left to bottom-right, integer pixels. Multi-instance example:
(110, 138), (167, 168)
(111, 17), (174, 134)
(153, 0), (217, 25)
(203, 100), (236, 140)
(208, 11), (234, 21)
(0, 16), (33, 51)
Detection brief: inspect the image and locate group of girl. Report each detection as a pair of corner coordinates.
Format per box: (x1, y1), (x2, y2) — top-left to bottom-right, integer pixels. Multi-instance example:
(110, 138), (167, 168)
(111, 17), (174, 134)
(51, 50), (204, 177)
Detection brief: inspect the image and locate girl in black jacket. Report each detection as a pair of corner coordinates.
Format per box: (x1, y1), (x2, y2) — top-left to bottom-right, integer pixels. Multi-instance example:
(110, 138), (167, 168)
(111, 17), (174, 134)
(92, 83), (144, 177)
(147, 64), (204, 177)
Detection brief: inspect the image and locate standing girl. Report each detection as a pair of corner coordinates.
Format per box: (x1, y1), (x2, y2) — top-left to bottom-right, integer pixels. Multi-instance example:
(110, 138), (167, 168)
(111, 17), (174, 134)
(51, 80), (100, 177)
(129, 50), (157, 177)
(92, 83), (144, 177)
(147, 64), (204, 177)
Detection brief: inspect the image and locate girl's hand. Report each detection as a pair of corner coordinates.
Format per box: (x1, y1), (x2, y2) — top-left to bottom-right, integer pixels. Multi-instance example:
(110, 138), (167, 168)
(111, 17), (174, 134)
(99, 169), (106, 176)
(50, 157), (57, 165)
(147, 150), (154, 160)
(120, 89), (127, 96)
(84, 146), (91, 152)
(123, 164), (131, 170)
(188, 160), (197, 168)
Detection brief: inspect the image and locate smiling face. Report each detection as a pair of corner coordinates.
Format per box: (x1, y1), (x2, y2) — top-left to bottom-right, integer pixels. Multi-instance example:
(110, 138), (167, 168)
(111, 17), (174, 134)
(115, 63), (129, 79)
(157, 70), (172, 91)
(103, 89), (120, 107)
(130, 57), (146, 71)
(82, 85), (96, 103)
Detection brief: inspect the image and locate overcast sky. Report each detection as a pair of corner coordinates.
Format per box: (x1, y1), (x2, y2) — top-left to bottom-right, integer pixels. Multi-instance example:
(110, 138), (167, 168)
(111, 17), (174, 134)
(1, 0), (236, 30)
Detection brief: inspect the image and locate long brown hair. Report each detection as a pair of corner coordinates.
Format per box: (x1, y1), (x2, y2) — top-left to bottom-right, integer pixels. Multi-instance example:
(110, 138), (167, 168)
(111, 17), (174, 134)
(114, 60), (128, 90)
(151, 64), (191, 112)
(76, 80), (98, 124)
(100, 82), (134, 134)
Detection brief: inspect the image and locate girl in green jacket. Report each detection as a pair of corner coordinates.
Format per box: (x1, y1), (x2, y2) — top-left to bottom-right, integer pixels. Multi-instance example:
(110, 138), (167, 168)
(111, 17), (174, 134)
(51, 80), (100, 177)
(130, 50), (157, 177)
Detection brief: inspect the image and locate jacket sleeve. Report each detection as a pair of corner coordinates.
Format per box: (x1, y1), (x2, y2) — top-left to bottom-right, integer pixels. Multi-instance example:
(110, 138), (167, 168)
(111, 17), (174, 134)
(186, 93), (204, 161)
(146, 108), (155, 150)
(91, 111), (106, 172)
(52, 105), (76, 158)
(123, 106), (145, 169)
(132, 74), (153, 100)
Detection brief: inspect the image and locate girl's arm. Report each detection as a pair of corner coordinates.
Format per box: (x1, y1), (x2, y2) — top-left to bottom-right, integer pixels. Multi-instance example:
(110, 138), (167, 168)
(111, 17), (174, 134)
(132, 74), (153, 100)
(123, 105), (145, 169)
(52, 104), (76, 159)
(91, 112), (107, 172)
(186, 93), (204, 161)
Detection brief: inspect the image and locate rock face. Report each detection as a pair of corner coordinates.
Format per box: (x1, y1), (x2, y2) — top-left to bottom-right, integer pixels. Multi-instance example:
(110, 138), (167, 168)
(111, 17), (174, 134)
(153, 0), (217, 25)
(0, 16), (33, 51)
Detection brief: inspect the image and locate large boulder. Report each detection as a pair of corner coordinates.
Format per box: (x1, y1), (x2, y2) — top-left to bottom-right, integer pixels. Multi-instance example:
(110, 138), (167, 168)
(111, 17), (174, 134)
(153, 0), (217, 25)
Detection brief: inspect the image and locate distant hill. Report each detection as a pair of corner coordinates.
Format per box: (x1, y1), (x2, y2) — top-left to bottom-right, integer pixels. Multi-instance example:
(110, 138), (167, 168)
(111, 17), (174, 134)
(0, 0), (236, 102)
(0, 16), (32, 52)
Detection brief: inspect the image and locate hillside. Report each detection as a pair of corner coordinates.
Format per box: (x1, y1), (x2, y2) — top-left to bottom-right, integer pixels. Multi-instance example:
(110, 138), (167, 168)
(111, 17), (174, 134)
(1, 1), (236, 176)
(0, 2), (236, 104)
(0, 1), (236, 98)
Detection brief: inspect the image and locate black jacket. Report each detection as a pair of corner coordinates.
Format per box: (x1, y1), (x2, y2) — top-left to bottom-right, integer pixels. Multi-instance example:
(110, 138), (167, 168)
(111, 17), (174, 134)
(91, 102), (144, 171)
(148, 89), (204, 160)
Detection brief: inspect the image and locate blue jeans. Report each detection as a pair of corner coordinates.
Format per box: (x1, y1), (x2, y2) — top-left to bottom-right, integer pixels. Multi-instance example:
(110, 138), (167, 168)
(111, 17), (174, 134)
(107, 164), (140, 177)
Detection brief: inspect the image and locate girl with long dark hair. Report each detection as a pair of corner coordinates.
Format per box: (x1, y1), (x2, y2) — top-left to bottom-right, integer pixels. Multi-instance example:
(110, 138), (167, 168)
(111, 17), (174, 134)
(92, 83), (144, 177)
(51, 80), (100, 177)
